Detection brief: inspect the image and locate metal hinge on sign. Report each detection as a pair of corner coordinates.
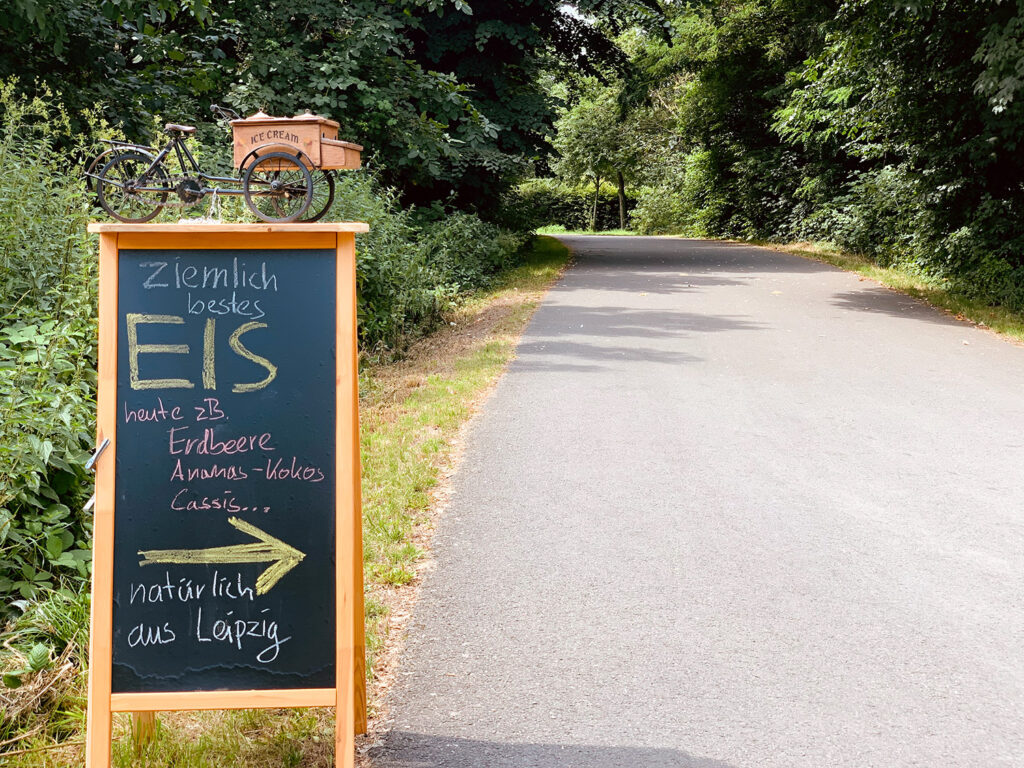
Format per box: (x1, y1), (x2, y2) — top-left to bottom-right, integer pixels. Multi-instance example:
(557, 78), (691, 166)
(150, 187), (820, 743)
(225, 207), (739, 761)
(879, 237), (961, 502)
(85, 438), (110, 472)
(82, 438), (110, 513)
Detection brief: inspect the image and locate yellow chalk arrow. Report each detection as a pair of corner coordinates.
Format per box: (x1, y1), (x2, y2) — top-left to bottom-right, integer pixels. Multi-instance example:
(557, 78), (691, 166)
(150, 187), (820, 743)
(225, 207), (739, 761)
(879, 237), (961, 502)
(138, 516), (305, 595)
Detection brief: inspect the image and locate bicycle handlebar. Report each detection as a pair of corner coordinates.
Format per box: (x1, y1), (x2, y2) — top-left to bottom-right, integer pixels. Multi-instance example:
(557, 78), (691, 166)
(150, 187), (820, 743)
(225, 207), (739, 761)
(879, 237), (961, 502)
(210, 103), (241, 121)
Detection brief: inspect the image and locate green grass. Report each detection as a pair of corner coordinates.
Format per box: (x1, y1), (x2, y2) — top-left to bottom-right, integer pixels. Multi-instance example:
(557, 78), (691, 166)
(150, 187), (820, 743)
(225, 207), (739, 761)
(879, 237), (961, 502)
(0, 236), (571, 767)
(770, 241), (1024, 342)
(536, 224), (635, 236)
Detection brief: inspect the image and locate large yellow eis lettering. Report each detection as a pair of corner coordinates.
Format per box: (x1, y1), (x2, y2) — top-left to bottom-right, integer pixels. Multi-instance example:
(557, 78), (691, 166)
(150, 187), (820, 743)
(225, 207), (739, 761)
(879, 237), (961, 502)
(228, 322), (278, 393)
(127, 314), (277, 392)
(127, 314), (194, 390)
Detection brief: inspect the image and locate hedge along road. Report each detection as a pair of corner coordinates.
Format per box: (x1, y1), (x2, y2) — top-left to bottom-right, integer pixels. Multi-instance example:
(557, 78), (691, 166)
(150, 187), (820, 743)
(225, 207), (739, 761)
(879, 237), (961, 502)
(369, 236), (1024, 768)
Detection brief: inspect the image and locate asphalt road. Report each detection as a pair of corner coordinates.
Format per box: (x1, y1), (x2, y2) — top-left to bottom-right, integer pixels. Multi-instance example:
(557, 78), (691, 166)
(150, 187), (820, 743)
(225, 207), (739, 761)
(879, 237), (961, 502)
(369, 236), (1024, 768)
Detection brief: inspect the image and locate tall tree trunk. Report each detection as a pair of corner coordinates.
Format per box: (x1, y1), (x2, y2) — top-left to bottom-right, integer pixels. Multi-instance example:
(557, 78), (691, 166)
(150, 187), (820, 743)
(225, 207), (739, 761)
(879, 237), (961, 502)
(591, 174), (601, 231)
(617, 170), (626, 230)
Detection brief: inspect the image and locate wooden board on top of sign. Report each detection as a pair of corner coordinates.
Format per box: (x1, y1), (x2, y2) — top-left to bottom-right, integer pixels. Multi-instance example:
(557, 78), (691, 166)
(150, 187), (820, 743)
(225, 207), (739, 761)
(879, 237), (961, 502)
(85, 222), (368, 768)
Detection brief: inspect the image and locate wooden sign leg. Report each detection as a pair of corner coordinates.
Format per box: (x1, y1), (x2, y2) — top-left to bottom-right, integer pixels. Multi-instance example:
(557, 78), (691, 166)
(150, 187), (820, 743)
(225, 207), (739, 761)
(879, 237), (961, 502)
(345, 234), (368, 735)
(132, 712), (157, 751)
(85, 667), (112, 768)
(335, 233), (359, 767)
(352, 326), (367, 735)
(86, 232), (119, 768)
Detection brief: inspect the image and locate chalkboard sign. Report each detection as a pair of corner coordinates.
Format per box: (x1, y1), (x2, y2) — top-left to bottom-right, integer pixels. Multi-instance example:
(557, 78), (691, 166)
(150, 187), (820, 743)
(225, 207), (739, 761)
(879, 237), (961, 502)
(86, 224), (367, 768)
(113, 247), (336, 692)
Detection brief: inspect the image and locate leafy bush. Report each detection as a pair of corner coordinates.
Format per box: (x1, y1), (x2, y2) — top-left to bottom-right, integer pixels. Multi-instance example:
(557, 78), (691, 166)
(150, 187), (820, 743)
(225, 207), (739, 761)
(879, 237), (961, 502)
(631, 184), (691, 235)
(923, 197), (1024, 310)
(420, 212), (526, 291)
(632, 150), (730, 236)
(798, 165), (916, 264)
(0, 84), (97, 613)
(332, 175), (529, 355)
(509, 178), (636, 232)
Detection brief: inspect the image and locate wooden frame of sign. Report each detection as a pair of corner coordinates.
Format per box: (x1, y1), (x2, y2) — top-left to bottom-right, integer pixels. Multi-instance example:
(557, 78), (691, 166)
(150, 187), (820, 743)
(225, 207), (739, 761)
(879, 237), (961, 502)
(85, 222), (368, 768)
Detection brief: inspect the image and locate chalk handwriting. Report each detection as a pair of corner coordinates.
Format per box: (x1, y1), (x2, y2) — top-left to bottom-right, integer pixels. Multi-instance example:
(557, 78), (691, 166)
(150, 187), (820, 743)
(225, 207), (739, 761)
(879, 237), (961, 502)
(126, 313), (194, 390)
(168, 427), (274, 456)
(255, 456), (326, 483)
(128, 571), (253, 605)
(169, 460), (249, 482)
(129, 572), (207, 605)
(194, 397), (226, 422)
(139, 258), (279, 292)
(123, 397), (184, 423)
(127, 622), (177, 647)
(195, 606), (291, 663)
(229, 322), (277, 393)
(169, 488), (244, 512)
(188, 292), (266, 320)
(140, 261), (169, 289)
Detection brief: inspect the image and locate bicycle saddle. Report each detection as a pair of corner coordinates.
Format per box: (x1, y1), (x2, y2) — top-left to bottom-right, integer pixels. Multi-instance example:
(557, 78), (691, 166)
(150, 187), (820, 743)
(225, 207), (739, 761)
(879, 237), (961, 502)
(165, 123), (196, 133)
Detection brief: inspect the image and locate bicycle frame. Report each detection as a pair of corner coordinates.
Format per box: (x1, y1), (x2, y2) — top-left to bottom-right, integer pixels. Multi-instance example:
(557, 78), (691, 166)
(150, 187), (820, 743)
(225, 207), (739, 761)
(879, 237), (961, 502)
(88, 133), (251, 197)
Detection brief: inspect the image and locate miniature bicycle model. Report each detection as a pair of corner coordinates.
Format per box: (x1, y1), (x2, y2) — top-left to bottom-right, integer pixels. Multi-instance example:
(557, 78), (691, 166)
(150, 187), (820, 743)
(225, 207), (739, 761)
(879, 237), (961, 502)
(87, 104), (362, 223)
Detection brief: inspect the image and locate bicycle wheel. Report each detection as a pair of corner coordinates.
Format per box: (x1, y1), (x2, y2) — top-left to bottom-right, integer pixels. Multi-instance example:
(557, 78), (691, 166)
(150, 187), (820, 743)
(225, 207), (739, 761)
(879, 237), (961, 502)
(300, 169), (336, 222)
(85, 147), (128, 192)
(243, 152), (313, 223)
(96, 151), (170, 223)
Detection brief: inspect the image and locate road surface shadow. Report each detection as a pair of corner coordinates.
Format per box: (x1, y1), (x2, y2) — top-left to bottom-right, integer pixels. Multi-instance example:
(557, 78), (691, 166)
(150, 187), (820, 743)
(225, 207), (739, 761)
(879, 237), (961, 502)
(507, 306), (763, 372)
(830, 287), (962, 326)
(558, 270), (748, 296)
(512, 339), (702, 370)
(540, 306), (766, 338)
(369, 732), (738, 768)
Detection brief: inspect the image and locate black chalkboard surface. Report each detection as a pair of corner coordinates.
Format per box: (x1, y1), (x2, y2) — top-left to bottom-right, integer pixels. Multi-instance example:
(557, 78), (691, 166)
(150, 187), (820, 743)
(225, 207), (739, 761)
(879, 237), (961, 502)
(112, 249), (336, 693)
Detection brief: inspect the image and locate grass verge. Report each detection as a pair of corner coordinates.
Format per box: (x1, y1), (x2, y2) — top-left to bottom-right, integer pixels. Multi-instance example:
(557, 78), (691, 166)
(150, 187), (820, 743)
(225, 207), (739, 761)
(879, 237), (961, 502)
(767, 241), (1024, 342)
(0, 235), (570, 767)
(536, 224), (634, 236)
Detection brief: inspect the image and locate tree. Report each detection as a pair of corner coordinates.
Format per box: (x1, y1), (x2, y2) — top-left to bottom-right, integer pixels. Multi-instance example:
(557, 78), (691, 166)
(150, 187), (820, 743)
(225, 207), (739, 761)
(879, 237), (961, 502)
(553, 86), (638, 229)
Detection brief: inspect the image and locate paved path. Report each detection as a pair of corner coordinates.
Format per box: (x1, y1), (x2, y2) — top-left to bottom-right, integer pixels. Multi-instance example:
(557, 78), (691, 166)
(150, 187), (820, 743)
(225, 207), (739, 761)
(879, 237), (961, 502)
(369, 236), (1024, 768)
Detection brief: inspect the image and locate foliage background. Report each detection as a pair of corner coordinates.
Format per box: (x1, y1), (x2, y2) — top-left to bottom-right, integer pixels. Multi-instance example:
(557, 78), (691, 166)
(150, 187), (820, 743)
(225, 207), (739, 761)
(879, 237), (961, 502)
(7, 0), (1024, 758)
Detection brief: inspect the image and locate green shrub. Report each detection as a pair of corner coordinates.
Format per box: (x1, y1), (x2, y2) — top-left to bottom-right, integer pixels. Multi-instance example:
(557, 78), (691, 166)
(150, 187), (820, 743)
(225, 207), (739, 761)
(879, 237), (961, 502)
(420, 212), (527, 291)
(332, 174), (528, 355)
(799, 165), (916, 263)
(0, 84), (97, 614)
(632, 184), (691, 235)
(508, 178), (635, 232)
(631, 149), (737, 237)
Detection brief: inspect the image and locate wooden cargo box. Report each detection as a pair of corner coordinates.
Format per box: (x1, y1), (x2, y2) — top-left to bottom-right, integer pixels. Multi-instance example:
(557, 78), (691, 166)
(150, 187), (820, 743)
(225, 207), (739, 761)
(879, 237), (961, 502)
(231, 112), (362, 170)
